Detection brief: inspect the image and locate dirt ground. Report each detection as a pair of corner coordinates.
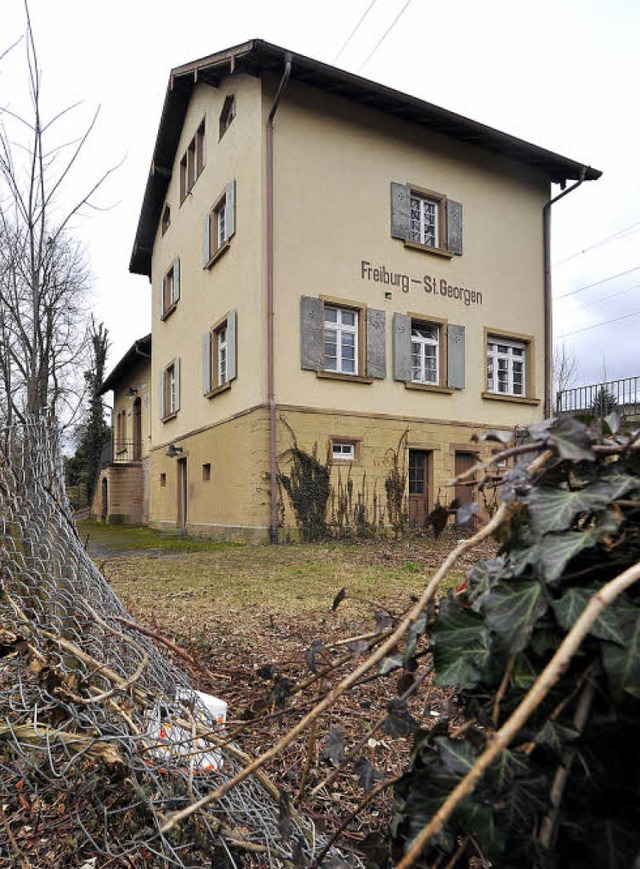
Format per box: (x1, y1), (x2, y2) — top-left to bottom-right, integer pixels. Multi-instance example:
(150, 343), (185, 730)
(90, 524), (496, 865)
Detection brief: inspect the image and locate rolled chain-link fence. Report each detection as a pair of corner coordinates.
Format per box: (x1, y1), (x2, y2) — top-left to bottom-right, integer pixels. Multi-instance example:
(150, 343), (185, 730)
(0, 416), (353, 867)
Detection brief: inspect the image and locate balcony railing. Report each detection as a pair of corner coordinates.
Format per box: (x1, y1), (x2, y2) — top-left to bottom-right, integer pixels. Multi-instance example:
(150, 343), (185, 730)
(112, 439), (143, 463)
(556, 375), (640, 420)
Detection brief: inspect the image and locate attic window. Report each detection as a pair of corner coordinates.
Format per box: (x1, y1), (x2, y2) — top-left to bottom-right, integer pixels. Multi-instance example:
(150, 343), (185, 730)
(161, 204), (171, 236)
(219, 96), (236, 140)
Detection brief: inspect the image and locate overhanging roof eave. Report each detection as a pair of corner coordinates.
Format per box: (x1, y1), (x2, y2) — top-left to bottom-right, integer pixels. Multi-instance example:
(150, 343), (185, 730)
(129, 39), (601, 278)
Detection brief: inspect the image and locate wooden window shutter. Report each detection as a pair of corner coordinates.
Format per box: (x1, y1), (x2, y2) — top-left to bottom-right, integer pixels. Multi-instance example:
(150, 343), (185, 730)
(172, 257), (181, 303)
(300, 296), (324, 370)
(225, 179), (236, 241)
(202, 213), (211, 266)
(158, 370), (166, 419)
(392, 312), (411, 381)
(174, 357), (181, 411)
(447, 324), (465, 389)
(446, 200), (463, 255)
(202, 332), (212, 393)
(227, 310), (237, 382)
(366, 308), (386, 379)
(390, 182), (411, 240)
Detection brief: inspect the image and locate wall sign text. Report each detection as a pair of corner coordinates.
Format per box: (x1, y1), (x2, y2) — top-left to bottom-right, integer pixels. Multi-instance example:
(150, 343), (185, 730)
(360, 260), (483, 307)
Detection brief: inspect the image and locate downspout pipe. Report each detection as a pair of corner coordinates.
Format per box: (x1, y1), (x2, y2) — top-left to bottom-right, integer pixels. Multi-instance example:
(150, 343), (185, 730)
(267, 53), (292, 544)
(543, 166), (587, 418)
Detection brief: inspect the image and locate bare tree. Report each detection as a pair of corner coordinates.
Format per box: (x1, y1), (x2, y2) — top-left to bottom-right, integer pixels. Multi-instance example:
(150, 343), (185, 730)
(553, 342), (578, 403)
(0, 1), (115, 425)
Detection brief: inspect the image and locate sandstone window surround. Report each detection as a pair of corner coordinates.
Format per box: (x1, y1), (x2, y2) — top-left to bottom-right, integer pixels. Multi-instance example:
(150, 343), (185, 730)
(202, 311), (237, 398)
(202, 180), (236, 269)
(392, 313), (464, 394)
(161, 258), (180, 320)
(159, 358), (180, 420)
(390, 182), (463, 258)
(483, 330), (539, 405)
(300, 296), (386, 384)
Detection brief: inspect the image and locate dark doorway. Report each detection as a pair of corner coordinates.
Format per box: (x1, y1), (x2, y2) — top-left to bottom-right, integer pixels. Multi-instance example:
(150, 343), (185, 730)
(177, 457), (188, 529)
(101, 478), (108, 521)
(454, 452), (477, 506)
(408, 449), (431, 526)
(133, 397), (142, 460)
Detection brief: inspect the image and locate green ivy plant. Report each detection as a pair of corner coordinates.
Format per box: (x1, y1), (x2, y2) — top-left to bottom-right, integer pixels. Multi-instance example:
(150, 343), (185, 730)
(392, 415), (640, 868)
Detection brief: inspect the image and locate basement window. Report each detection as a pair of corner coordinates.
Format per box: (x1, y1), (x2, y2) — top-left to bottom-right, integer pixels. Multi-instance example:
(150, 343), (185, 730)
(331, 440), (356, 461)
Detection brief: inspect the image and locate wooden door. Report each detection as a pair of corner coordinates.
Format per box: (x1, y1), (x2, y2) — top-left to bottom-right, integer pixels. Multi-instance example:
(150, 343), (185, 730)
(454, 451), (477, 506)
(177, 457), (188, 529)
(408, 450), (431, 526)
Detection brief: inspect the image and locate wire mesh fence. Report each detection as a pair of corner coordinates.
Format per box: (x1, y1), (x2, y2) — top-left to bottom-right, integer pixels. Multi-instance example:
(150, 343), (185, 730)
(0, 415), (353, 867)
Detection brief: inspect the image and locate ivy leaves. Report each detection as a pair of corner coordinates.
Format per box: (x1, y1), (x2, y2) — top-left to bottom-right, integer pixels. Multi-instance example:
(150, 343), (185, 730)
(393, 416), (640, 869)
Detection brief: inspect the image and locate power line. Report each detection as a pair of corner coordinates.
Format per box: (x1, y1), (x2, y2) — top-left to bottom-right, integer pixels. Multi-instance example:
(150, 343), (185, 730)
(582, 281), (640, 310)
(557, 307), (640, 339)
(333, 0), (379, 63)
(554, 264), (640, 301)
(358, 0), (414, 72)
(553, 218), (640, 267)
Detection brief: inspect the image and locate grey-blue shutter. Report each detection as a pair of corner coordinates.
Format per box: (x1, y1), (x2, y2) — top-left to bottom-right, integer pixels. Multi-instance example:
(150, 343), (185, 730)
(447, 324), (465, 389)
(227, 309), (237, 382)
(446, 200), (463, 255)
(366, 308), (386, 379)
(390, 182), (411, 240)
(172, 257), (181, 303)
(202, 214), (211, 266)
(225, 179), (236, 240)
(393, 312), (411, 381)
(158, 369), (166, 419)
(202, 332), (212, 393)
(300, 296), (324, 371)
(174, 357), (181, 411)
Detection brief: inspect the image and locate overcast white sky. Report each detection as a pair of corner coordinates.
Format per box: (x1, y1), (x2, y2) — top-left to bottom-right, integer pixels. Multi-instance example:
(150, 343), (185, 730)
(3, 0), (640, 393)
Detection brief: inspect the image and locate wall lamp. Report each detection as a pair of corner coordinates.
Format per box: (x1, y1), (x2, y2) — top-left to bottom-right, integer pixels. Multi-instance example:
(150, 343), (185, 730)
(166, 443), (184, 458)
(127, 386), (139, 397)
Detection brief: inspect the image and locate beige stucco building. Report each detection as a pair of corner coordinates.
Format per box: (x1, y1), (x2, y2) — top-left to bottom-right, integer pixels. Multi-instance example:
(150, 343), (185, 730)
(93, 335), (152, 524)
(105, 40), (600, 539)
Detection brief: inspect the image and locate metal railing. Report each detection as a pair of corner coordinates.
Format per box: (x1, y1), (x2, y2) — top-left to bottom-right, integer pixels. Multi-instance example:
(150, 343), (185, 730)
(556, 375), (640, 420)
(112, 439), (143, 463)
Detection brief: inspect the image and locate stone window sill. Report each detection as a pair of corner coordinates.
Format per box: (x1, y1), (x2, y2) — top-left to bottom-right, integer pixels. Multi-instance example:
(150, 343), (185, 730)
(482, 391), (540, 406)
(161, 302), (177, 321)
(404, 381), (454, 395)
(205, 381), (232, 399)
(204, 241), (230, 270)
(316, 371), (374, 384)
(403, 239), (454, 259)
